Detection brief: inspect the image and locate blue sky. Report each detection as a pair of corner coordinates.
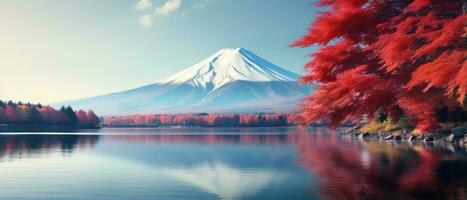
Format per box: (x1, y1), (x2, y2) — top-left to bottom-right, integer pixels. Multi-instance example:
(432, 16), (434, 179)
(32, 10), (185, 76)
(0, 0), (318, 103)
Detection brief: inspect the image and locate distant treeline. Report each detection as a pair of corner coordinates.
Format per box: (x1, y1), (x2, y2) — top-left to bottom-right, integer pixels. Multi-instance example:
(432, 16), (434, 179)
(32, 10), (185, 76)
(104, 113), (299, 127)
(0, 100), (100, 127)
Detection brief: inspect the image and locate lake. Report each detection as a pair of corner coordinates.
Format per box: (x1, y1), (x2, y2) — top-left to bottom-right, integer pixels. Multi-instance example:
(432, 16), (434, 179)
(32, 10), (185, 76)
(0, 127), (465, 200)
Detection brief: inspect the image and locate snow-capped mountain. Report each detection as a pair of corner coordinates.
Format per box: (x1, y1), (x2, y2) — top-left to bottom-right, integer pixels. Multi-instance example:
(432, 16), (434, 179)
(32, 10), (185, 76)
(56, 48), (312, 115)
(160, 48), (299, 89)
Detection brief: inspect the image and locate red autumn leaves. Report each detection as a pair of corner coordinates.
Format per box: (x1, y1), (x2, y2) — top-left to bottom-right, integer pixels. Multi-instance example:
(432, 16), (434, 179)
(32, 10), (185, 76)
(0, 101), (100, 126)
(104, 113), (294, 127)
(293, 0), (466, 131)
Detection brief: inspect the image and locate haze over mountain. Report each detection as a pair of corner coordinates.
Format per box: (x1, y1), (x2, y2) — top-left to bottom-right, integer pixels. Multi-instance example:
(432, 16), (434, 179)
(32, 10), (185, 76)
(57, 48), (312, 115)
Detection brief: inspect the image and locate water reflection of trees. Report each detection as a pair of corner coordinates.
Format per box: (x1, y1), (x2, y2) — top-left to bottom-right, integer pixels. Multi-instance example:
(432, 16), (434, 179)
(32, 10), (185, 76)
(2, 132), (463, 199)
(108, 132), (467, 200)
(107, 134), (289, 144)
(0, 135), (100, 160)
(290, 134), (467, 200)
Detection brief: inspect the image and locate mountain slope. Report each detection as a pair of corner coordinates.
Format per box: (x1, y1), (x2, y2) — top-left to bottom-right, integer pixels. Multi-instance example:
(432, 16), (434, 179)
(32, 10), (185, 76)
(56, 48), (312, 115)
(160, 48), (299, 89)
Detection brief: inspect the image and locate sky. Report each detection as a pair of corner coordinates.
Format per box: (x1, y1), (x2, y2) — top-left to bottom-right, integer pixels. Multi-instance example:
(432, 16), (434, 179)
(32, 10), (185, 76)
(0, 0), (318, 104)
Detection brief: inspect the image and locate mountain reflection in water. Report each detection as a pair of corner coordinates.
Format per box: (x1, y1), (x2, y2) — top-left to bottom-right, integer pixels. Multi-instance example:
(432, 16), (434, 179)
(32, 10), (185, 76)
(106, 133), (467, 199)
(0, 129), (465, 200)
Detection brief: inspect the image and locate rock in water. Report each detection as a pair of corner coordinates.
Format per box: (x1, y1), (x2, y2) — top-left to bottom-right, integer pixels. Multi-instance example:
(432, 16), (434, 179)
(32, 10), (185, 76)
(384, 135), (394, 140)
(446, 133), (463, 142)
(408, 135), (418, 142)
(359, 133), (369, 140)
(394, 135), (402, 141)
(424, 136), (434, 142)
(452, 126), (467, 137)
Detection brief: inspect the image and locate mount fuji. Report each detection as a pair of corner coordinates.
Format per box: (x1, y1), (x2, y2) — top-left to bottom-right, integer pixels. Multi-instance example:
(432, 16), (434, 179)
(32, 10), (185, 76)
(57, 48), (312, 115)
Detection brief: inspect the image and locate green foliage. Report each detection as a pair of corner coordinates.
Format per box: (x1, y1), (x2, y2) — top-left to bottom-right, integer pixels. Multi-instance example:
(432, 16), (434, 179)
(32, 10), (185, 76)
(361, 116), (411, 134)
(376, 109), (388, 123)
(360, 121), (384, 134)
(436, 107), (467, 125)
(60, 106), (78, 125)
(30, 107), (43, 123)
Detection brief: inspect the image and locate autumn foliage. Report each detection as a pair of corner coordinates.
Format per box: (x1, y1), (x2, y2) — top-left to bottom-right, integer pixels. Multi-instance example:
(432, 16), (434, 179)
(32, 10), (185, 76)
(104, 113), (295, 127)
(0, 100), (100, 127)
(293, 0), (466, 131)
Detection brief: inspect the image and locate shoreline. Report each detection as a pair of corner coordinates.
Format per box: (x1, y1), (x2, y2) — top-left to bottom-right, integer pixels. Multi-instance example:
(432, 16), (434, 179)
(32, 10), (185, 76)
(0, 124), (101, 132)
(339, 126), (467, 144)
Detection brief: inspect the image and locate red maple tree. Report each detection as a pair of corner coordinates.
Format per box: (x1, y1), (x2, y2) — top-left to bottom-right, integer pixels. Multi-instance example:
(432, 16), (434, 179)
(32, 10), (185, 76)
(293, 0), (466, 131)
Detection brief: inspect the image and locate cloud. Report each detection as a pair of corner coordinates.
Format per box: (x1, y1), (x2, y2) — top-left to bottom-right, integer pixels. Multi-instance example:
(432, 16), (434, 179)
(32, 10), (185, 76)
(192, 0), (214, 10)
(135, 0), (209, 27)
(180, 0), (214, 16)
(191, 3), (207, 10)
(154, 0), (182, 16)
(135, 0), (153, 10)
(139, 15), (153, 28)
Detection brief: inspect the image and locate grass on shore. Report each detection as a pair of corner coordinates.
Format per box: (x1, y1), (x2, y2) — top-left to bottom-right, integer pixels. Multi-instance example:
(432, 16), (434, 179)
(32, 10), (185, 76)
(360, 117), (411, 135)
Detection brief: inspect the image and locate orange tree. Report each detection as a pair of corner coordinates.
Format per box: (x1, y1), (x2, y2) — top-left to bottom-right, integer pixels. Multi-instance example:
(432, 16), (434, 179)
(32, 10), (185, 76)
(293, 0), (466, 131)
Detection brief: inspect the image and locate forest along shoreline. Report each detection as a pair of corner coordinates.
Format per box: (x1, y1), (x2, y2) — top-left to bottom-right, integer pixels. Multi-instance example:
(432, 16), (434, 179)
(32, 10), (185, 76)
(0, 100), (101, 132)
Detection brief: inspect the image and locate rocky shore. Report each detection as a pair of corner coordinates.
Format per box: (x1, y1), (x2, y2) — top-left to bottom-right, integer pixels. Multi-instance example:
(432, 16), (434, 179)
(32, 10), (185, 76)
(339, 125), (467, 144)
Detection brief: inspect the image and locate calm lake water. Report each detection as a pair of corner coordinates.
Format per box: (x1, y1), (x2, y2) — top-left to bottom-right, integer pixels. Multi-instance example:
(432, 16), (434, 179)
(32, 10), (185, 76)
(0, 127), (465, 200)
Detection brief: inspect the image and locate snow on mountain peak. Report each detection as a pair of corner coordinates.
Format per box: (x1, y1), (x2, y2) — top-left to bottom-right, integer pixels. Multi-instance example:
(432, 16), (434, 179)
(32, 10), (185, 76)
(57, 48), (311, 115)
(160, 48), (300, 89)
